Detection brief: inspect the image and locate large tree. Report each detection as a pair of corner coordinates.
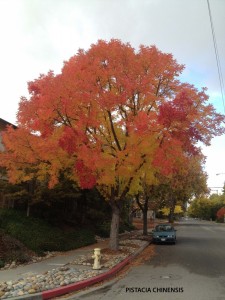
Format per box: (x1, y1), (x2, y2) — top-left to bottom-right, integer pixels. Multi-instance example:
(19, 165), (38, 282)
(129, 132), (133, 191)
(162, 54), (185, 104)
(0, 40), (224, 250)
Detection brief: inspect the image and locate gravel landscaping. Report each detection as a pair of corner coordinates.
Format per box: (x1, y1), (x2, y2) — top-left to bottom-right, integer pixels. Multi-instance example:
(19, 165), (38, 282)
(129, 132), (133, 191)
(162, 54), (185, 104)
(0, 238), (147, 299)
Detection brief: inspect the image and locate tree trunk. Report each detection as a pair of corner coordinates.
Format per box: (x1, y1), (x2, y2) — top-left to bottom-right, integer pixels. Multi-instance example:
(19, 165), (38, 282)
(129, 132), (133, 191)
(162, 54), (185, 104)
(142, 196), (149, 235)
(143, 209), (148, 235)
(109, 201), (120, 251)
(129, 209), (137, 224)
(27, 179), (35, 217)
(26, 204), (30, 217)
(168, 201), (176, 223)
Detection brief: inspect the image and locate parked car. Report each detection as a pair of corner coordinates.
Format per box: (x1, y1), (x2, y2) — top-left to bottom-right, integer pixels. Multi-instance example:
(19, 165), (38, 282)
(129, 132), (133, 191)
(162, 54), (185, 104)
(152, 224), (176, 244)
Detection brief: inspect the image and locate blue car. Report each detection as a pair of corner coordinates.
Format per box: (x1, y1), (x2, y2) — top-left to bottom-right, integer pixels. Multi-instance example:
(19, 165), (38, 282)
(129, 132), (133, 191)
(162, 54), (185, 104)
(152, 224), (177, 244)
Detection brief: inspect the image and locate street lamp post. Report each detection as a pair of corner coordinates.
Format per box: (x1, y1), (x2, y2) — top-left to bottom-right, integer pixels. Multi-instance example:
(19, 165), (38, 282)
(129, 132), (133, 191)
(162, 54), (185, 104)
(215, 173), (225, 194)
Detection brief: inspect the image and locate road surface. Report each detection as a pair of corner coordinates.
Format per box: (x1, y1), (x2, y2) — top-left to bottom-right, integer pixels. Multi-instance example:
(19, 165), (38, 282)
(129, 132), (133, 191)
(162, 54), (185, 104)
(72, 220), (225, 300)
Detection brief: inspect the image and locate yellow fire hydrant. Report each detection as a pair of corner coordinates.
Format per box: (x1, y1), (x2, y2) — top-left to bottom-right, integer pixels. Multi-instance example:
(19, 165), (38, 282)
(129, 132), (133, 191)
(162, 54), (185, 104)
(92, 248), (101, 270)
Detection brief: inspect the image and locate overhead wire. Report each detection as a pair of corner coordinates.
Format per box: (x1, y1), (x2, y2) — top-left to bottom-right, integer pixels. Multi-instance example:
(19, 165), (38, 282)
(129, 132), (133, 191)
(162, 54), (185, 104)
(207, 0), (225, 114)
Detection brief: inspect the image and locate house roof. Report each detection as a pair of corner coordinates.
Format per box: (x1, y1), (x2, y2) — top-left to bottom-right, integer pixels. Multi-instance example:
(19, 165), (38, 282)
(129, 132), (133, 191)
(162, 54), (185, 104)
(0, 118), (17, 129)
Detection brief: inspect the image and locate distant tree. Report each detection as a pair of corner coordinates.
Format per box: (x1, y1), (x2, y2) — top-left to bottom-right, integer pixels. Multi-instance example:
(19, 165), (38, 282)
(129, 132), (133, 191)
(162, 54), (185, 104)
(160, 205), (184, 217)
(209, 193), (225, 221)
(216, 207), (225, 222)
(189, 192), (225, 221)
(189, 197), (213, 220)
(0, 179), (29, 209)
(150, 154), (208, 223)
(222, 183), (225, 195)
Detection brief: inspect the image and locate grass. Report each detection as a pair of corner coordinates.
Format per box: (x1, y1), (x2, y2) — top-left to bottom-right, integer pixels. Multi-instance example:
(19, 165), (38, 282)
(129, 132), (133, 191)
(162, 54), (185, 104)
(0, 209), (96, 255)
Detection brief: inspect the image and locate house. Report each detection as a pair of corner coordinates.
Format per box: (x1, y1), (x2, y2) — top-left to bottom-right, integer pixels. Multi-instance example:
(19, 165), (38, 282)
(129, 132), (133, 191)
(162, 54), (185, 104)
(0, 118), (17, 207)
(0, 117), (17, 180)
(0, 117), (17, 152)
(135, 209), (155, 219)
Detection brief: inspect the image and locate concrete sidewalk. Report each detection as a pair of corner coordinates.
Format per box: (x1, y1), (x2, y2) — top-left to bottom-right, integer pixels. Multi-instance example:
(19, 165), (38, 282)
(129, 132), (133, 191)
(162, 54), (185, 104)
(0, 239), (111, 282)
(0, 231), (152, 300)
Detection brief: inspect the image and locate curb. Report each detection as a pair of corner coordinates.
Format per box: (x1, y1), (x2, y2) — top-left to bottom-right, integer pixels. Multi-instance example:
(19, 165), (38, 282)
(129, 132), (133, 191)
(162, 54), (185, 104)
(42, 240), (150, 299)
(10, 240), (151, 300)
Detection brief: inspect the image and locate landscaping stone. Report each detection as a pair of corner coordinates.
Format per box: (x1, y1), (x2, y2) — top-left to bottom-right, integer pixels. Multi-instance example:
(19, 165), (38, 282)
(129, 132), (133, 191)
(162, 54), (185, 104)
(0, 238), (148, 299)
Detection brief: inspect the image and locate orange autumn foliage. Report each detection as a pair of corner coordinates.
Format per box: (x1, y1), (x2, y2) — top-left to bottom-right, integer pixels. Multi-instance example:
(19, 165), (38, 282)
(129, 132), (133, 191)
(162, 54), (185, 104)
(0, 39), (224, 196)
(217, 207), (225, 220)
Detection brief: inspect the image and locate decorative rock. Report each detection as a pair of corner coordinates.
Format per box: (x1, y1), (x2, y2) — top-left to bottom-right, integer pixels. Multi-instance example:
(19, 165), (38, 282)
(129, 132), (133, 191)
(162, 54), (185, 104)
(31, 284), (38, 290)
(0, 237), (146, 299)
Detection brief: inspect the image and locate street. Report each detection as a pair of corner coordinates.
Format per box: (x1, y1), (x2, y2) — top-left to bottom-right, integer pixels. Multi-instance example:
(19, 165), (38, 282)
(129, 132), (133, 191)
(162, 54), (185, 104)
(73, 220), (225, 300)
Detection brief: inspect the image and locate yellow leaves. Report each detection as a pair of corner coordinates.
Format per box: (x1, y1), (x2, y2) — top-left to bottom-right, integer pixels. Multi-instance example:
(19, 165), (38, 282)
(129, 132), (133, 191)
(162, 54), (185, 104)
(160, 205), (184, 216)
(0, 125), (76, 187)
(174, 205), (184, 214)
(141, 169), (158, 186)
(7, 168), (32, 185)
(97, 173), (115, 186)
(128, 177), (143, 196)
(160, 207), (170, 216)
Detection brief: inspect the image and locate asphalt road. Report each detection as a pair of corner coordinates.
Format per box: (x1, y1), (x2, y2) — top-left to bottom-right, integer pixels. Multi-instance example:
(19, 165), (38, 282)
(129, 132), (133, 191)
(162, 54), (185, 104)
(73, 220), (225, 300)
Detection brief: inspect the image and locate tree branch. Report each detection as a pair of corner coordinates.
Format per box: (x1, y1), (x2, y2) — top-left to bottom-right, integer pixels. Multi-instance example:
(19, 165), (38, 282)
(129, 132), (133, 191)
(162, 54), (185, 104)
(107, 110), (122, 151)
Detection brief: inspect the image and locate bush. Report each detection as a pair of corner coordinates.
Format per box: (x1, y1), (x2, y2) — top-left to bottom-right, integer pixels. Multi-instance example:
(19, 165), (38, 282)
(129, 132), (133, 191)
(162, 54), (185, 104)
(0, 209), (95, 254)
(0, 260), (5, 268)
(96, 221), (111, 237)
(96, 220), (135, 237)
(216, 219), (224, 223)
(119, 221), (136, 233)
(216, 207), (225, 222)
(5, 250), (31, 264)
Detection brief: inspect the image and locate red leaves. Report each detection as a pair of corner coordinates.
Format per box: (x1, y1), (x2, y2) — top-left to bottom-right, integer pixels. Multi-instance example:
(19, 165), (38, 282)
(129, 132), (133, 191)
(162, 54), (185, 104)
(1, 39), (224, 197)
(59, 127), (77, 155)
(152, 139), (184, 176)
(134, 111), (149, 133)
(156, 85), (225, 157)
(75, 160), (96, 189)
(216, 207), (225, 220)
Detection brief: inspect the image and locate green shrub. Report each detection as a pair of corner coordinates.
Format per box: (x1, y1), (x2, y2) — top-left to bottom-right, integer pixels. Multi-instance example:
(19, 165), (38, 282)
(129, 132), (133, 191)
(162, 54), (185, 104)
(5, 250), (30, 264)
(0, 209), (95, 254)
(119, 221), (136, 233)
(216, 218), (224, 223)
(96, 221), (111, 237)
(96, 220), (135, 237)
(0, 260), (5, 268)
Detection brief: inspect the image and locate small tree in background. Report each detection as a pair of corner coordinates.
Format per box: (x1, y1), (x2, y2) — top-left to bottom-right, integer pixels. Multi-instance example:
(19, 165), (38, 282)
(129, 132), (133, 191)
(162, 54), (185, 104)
(216, 207), (225, 222)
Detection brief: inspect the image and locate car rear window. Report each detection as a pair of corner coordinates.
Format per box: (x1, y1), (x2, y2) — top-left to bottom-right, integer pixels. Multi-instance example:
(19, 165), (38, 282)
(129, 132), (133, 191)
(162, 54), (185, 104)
(156, 225), (173, 231)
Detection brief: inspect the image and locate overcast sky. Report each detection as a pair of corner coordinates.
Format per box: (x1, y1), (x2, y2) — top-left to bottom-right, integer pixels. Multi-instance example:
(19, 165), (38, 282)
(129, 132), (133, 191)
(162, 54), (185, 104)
(0, 0), (225, 192)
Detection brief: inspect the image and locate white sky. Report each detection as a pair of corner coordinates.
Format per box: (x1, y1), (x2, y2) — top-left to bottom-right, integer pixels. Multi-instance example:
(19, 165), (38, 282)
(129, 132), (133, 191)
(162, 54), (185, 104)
(0, 0), (225, 193)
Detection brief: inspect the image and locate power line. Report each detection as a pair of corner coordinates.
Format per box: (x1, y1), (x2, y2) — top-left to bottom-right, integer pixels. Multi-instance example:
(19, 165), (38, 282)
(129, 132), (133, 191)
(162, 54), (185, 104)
(207, 0), (225, 114)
